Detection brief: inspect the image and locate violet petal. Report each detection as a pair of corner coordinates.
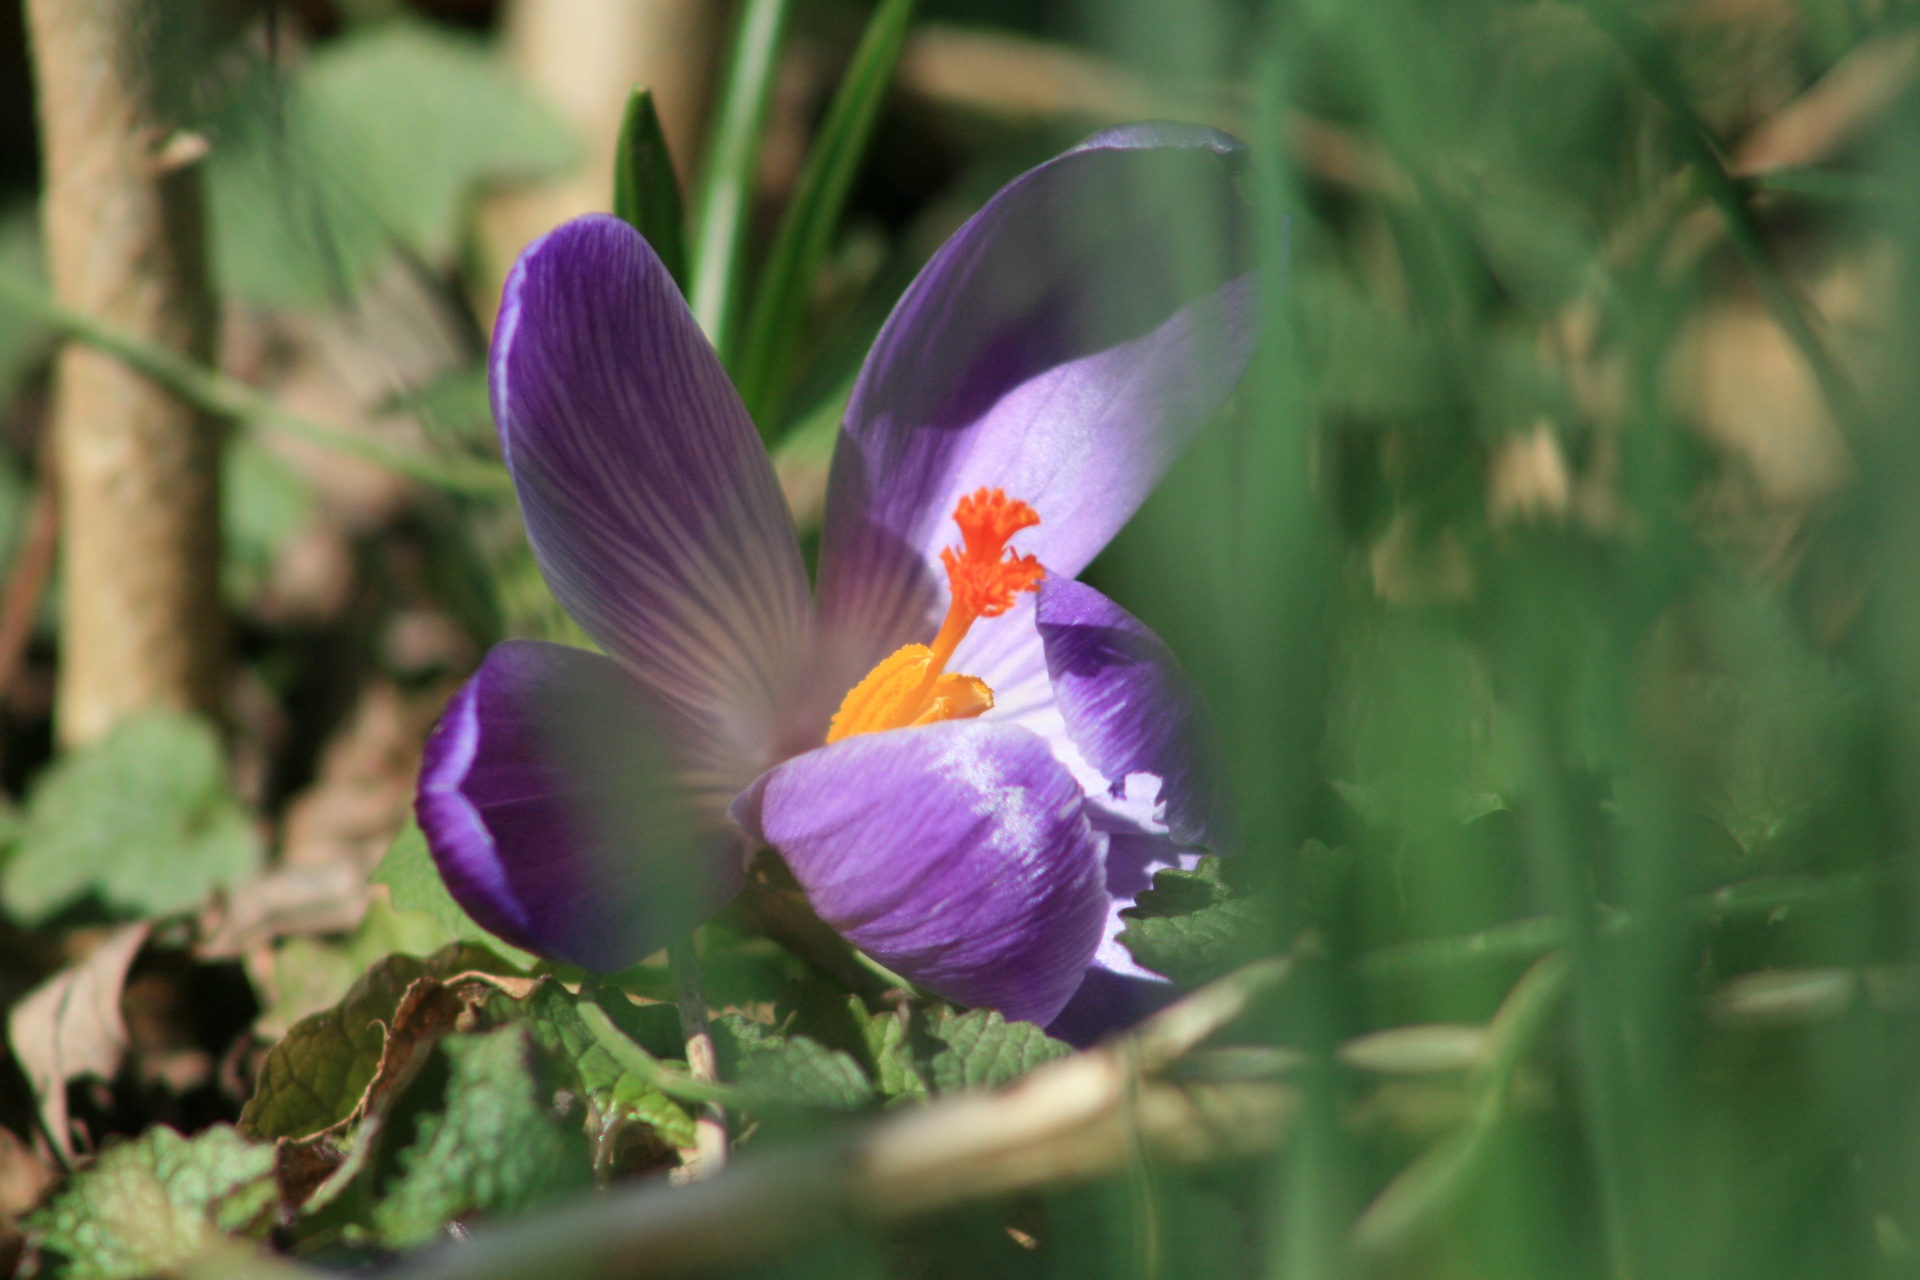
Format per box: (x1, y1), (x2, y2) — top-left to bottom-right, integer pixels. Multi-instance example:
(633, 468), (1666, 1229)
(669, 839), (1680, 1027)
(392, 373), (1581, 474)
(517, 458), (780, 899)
(1047, 968), (1179, 1049)
(492, 214), (814, 803)
(1047, 832), (1199, 1046)
(815, 124), (1255, 689)
(1036, 577), (1236, 851)
(416, 640), (743, 971)
(730, 720), (1108, 1026)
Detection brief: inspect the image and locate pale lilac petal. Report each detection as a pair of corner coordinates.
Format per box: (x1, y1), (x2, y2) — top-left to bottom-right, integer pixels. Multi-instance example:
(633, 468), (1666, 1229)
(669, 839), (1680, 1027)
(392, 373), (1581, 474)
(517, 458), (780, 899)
(729, 720), (1107, 1025)
(814, 125), (1255, 689)
(492, 214), (814, 804)
(1036, 578), (1235, 851)
(416, 641), (742, 971)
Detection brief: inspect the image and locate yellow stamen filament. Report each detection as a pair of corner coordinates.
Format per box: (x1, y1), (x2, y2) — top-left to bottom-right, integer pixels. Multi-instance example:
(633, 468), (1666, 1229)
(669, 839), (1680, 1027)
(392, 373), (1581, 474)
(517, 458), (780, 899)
(826, 488), (1043, 744)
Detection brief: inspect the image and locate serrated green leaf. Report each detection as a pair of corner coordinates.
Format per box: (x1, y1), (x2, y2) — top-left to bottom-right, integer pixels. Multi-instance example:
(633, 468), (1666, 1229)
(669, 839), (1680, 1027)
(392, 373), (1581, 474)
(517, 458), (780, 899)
(733, 0), (916, 430)
(243, 943), (513, 1146)
(239, 952), (431, 1141)
(922, 1008), (1071, 1093)
(714, 1013), (873, 1110)
(372, 1026), (591, 1248)
(850, 998), (925, 1101)
(371, 817), (537, 969)
(1117, 857), (1270, 989)
(613, 88), (690, 293)
(30, 1125), (275, 1280)
(1, 712), (260, 924)
(518, 982), (696, 1148)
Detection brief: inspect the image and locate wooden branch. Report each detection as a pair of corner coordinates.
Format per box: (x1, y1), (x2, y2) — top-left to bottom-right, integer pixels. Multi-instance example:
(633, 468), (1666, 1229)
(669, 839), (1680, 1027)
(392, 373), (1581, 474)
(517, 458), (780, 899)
(24, 0), (224, 746)
(384, 960), (1294, 1280)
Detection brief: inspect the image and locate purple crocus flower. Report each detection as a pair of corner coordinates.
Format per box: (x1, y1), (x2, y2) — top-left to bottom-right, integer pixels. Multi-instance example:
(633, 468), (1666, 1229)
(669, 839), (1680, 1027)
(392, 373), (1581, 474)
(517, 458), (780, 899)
(416, 123), (1256, 1038)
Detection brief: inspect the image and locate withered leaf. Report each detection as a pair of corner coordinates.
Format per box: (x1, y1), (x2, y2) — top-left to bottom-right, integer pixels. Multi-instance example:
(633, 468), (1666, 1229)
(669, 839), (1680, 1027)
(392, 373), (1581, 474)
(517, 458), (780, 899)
(8, 923), (150, 1165)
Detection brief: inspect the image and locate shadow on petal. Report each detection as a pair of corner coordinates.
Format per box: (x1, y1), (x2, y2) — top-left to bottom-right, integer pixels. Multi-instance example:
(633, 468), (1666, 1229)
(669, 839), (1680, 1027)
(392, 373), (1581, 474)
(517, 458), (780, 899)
(731, 720), (1107, 1026)
(417, 640), (743, 971)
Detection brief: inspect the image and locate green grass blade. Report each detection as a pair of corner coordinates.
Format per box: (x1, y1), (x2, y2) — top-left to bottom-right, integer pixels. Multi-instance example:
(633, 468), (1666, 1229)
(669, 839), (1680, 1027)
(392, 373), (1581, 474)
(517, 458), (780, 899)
(687, 0), (792, 356)
(734, 0), (917, 437)
(612, 87), (689, 295)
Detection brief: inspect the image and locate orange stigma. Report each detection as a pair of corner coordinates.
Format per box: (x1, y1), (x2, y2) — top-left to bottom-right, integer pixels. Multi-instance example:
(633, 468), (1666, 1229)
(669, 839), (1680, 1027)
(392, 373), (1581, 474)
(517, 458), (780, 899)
(826, 488), (1044, 743)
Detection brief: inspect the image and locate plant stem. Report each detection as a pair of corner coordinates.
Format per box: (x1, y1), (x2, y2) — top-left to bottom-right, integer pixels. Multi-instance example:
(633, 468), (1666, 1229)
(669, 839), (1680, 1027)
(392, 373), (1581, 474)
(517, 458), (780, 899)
(0, 272), (513, 498)
(669, 936), (728, 1177)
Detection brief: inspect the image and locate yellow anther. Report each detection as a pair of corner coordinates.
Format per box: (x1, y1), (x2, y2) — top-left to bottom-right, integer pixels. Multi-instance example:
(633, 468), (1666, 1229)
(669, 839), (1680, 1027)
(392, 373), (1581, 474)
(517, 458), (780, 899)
(825, 488), (1042, 744)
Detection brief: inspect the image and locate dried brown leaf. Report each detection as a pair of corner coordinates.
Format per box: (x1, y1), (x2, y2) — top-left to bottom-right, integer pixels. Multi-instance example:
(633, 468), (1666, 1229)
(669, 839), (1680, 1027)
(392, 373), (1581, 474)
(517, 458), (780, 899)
(7, 923), (150, 1165)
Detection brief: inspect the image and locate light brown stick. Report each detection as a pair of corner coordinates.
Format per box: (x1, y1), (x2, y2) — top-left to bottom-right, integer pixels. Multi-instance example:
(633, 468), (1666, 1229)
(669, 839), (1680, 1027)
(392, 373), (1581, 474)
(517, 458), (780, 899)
(24, 0), (225, 746)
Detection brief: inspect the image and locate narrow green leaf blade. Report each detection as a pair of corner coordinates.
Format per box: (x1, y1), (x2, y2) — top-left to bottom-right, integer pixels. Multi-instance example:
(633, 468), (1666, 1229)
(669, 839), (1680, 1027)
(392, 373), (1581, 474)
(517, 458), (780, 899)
(687, 0), (793, 357)
(612, 87), (690, 294)
(735, 0), (916, 433)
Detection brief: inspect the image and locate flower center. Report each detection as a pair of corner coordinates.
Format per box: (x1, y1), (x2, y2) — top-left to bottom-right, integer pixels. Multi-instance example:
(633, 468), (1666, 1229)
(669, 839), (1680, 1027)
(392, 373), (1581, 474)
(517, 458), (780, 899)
(825, 488), (1044, 744)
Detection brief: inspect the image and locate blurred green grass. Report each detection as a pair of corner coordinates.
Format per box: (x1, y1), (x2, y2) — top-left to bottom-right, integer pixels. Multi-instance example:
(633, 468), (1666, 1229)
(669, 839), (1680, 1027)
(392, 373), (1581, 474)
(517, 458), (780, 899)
(1081, 1), (1920, 1277)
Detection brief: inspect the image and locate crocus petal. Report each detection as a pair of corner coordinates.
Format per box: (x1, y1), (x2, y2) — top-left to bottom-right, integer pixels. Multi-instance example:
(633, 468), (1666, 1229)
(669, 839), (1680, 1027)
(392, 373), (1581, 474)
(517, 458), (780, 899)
(730, 720), (1107, 1026)
(1048, 968), (1178, 1049)
(815, 124), (1255, 686)
(417, 640), (742, 971)
(1047, 832), (1198, 1046)
(492, 214), (813, 804)
(1036, 577), (1235, 851)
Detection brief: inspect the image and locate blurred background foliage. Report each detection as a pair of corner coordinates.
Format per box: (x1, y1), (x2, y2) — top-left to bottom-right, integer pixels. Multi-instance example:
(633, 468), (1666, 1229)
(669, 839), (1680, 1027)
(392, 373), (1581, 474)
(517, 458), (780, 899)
(0, 0), (1918, 1276)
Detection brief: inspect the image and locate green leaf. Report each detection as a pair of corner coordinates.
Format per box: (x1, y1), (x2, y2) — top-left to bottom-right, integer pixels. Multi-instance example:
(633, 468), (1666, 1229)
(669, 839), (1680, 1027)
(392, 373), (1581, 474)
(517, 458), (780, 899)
(519, 982), (696, 1148)
(612, 88), (690, 294)
(239, 952), (430, 1141)
(29, 1125), (275, 1280)
(687, 0), (792, 354)
(713, 1013), (874, 1110)
(1, 712), (260, 924)
(206, 22), (576, 306)
(371, 817), (538, 970)
(1116, 857), (1269, 989)
(850, 998), (926, 1101)
(372, 1026), (592, 1248)
(734, 0), (916, 430)
(921, 1008), (1072, 1092)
